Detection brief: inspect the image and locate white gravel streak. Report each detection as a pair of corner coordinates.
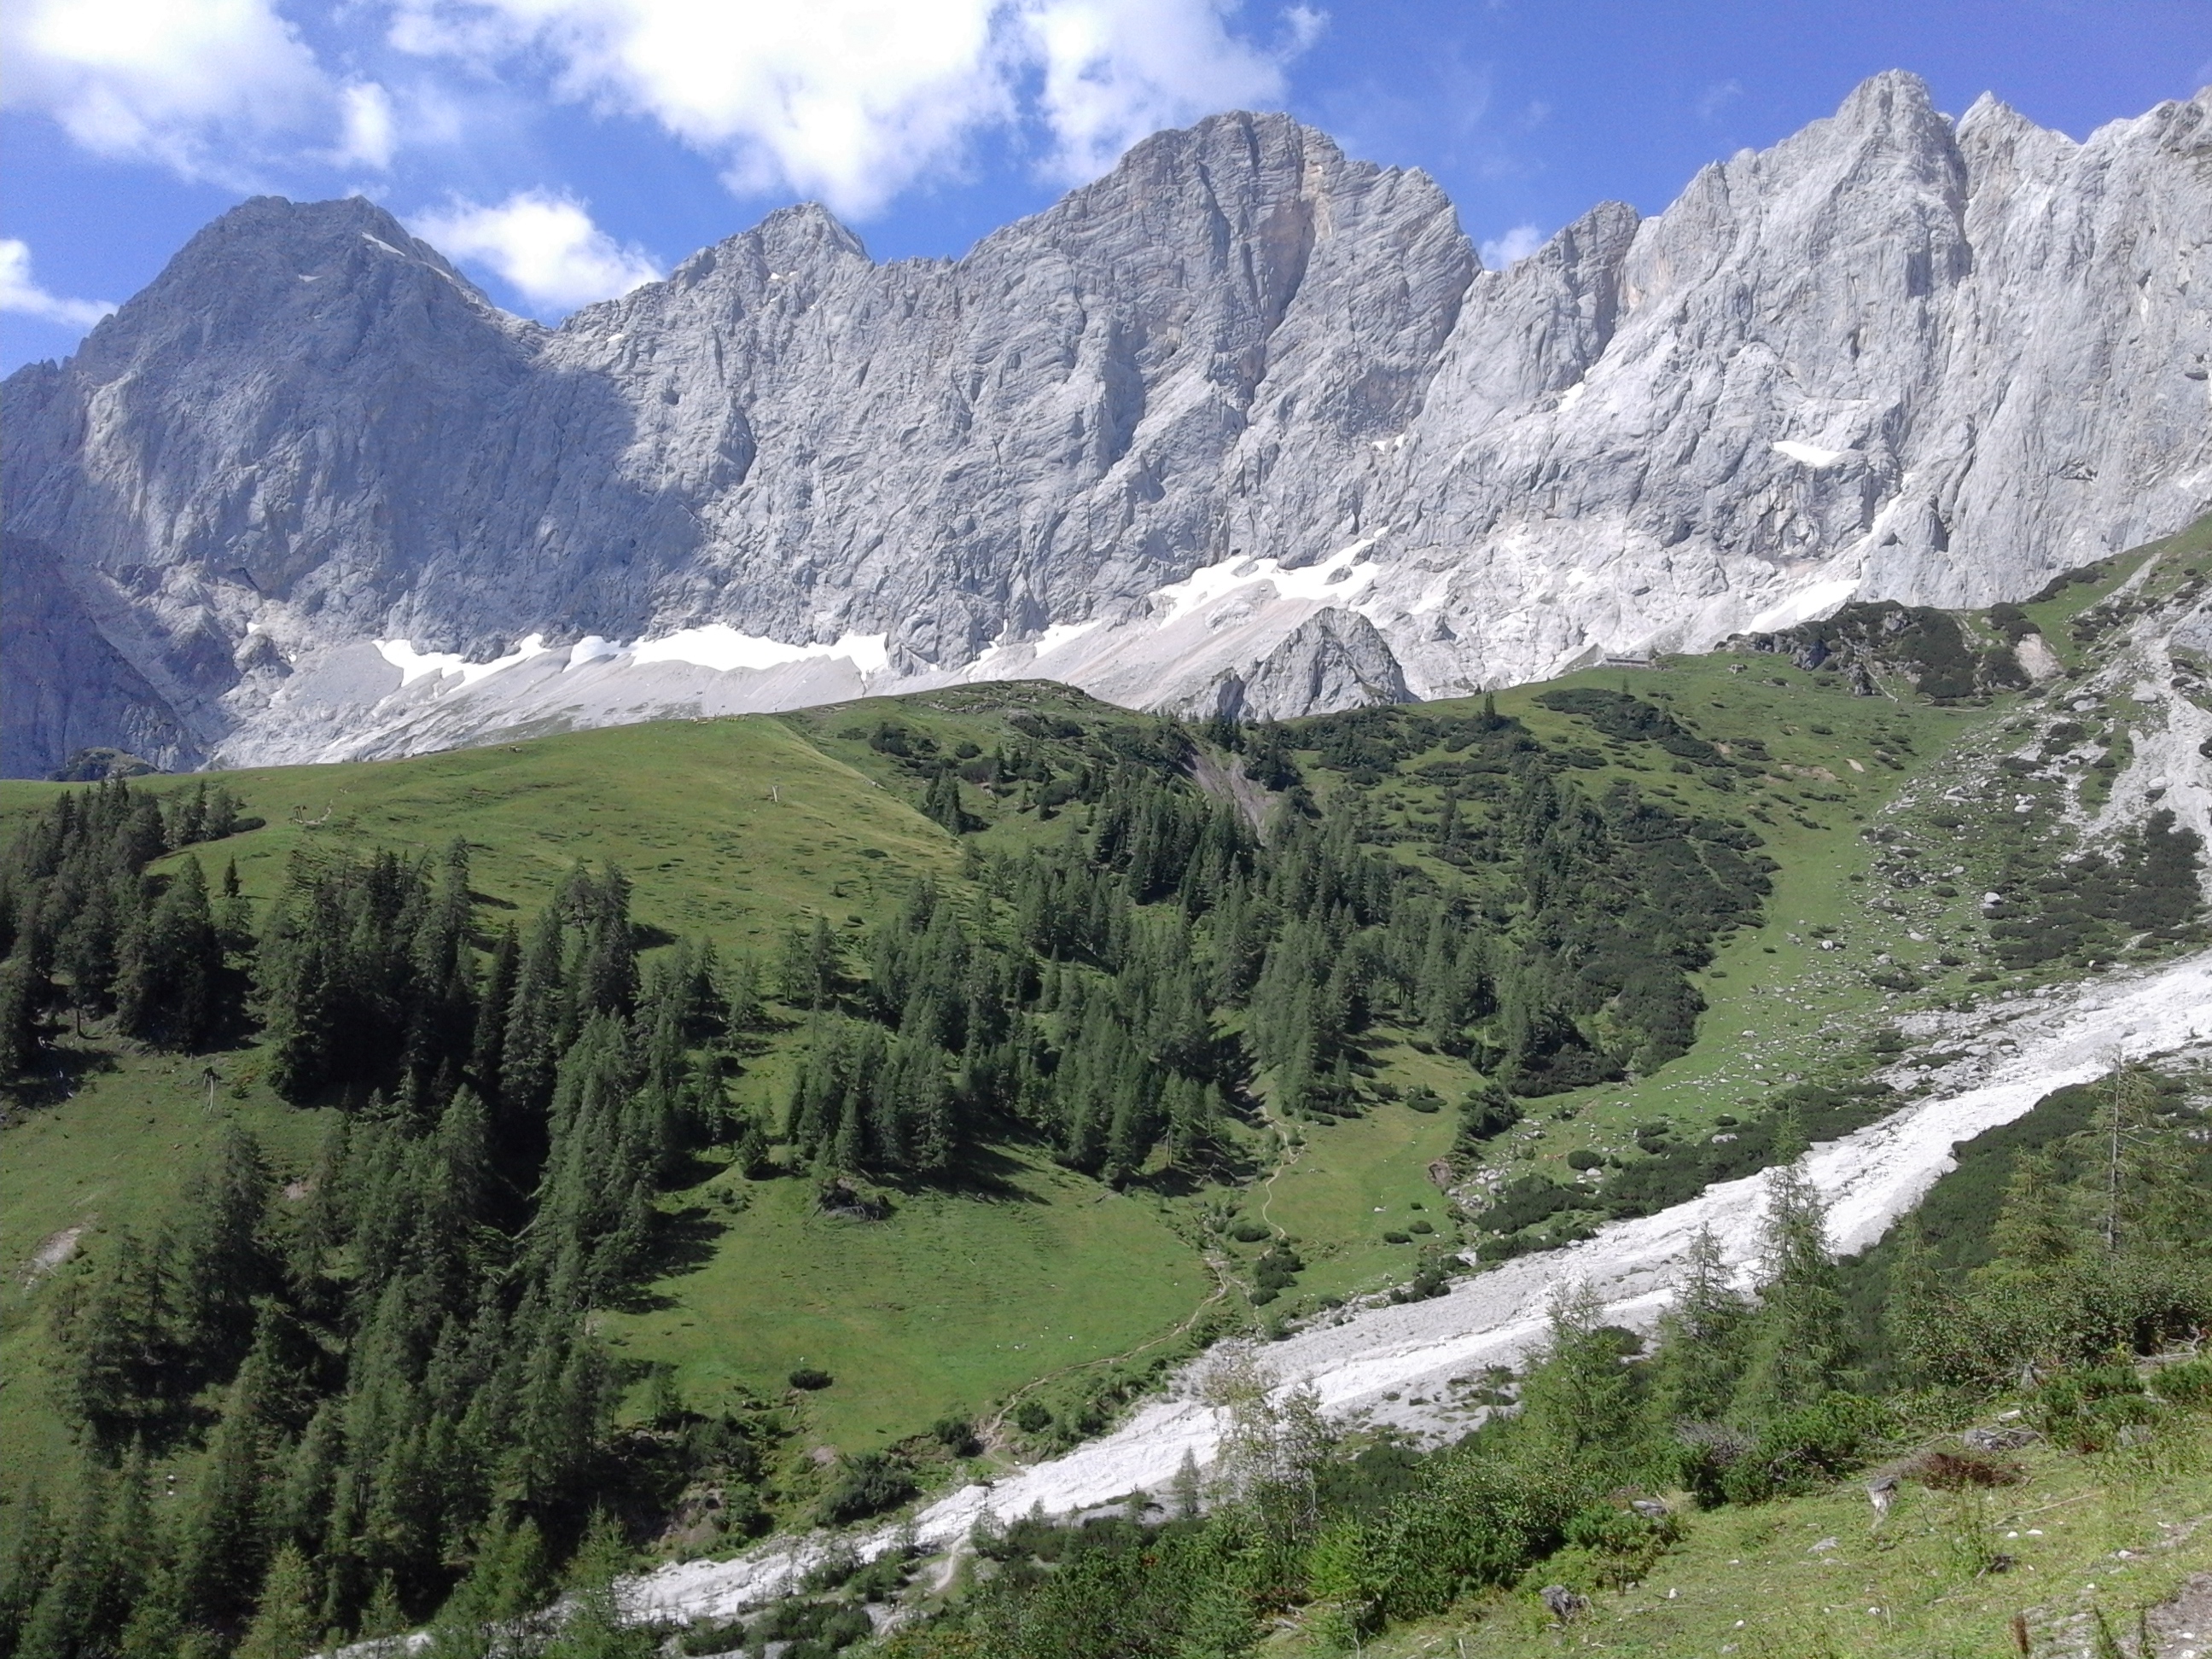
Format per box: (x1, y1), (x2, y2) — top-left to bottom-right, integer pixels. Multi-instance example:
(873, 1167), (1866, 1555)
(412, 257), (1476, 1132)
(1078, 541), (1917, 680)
(628, 948), (2212, 1626)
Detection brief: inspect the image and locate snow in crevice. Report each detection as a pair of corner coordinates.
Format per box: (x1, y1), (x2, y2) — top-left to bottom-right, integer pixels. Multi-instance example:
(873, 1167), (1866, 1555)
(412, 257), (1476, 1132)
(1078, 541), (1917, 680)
(1145, 539), (1379, 625)
(1773, 439), (1850, 468)
(375, 633), (551, 688)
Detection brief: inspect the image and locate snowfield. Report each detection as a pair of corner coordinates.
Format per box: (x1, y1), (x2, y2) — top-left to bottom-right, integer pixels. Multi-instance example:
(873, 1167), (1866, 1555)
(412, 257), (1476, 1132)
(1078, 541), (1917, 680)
(626, 946), (2212, 1626)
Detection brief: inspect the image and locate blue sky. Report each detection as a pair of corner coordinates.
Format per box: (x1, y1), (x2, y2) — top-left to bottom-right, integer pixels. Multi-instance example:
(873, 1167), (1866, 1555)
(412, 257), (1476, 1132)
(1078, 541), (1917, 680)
(3, 0), (2207, 373)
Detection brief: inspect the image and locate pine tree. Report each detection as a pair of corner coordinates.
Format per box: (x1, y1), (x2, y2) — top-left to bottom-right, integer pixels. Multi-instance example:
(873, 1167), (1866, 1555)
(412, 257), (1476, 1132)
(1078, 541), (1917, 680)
(115, 854), (224, 1049)
(62, 1225), (170, 1443)
(502, 904), (568, 1121)
(428, 1516), (552, 1658)
(1647, 1225), (1749, 1423)
(1982, 1147), (2081, 1277)
(0, 1486), (61, 1657)
(0, 947), (44, 1078)
(172, 1348), (279, 1634)
(164, 1125), (277, 1378)
(541, 1514), (655, 1659)
(236, 1544), (318, 1659)
(15, 1453), (114, 1659)
(1516, 1282), (1644, 1470)
(1879, 1214), (1952, 1389)
(1732, 1160), (1853, 1420)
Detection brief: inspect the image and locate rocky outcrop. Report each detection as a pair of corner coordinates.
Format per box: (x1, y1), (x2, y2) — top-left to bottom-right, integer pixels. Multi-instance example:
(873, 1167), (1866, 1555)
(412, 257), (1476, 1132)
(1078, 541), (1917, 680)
(1193, 608), (1412, 722)
(5, 76), (2209, 773)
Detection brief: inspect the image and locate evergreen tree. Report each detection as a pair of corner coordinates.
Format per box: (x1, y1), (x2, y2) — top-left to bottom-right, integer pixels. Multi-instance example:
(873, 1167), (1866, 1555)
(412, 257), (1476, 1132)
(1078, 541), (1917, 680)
(172, 1345), (280, 1635)
(236, 1544), (318, 1659)
(1515, 1282), (1643, 1470)
(61, 1226), (170, 1444)
(0, 947), (44, 1078)
(1647, 1224), (1750, 1423)
(541, 1516), (655, 1659)
(115, 855), (224, 1049)
(163, 1126), (278, 1379)
(1878, 1214), (1951, 1390)
(1732, 1160), (1853, 1419)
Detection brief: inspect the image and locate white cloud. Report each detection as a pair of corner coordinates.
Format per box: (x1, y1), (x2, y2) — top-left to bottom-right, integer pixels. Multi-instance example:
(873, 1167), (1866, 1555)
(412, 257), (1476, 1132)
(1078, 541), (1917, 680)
(1480, 223), (1545, 268)
(411, 191), (662, 312)
(0, 240), (115, 330)
(1021, 0), (1298, 183)
(389, 0), (1312, 217)
(0, 0), (373, 180)
(333, 81), (399, 170)
(1697, 78), (1743, 123)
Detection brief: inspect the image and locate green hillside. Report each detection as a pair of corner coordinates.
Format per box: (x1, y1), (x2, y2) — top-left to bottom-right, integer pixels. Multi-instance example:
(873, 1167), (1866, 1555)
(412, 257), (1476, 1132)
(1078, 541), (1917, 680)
(1, 526), (2206, 1659)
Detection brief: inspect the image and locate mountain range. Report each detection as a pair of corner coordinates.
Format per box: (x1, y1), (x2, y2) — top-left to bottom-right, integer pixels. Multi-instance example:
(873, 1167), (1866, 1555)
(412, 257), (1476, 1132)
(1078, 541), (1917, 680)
(4, 69), (2209, 777)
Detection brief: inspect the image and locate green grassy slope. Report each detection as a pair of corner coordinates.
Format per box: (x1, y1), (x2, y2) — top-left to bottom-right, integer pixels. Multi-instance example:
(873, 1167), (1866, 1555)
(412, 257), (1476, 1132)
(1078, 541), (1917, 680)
(7, 715), (960, 949)
(3, 529), (2203, 1544)
(1307, 1416), (2212, 1659)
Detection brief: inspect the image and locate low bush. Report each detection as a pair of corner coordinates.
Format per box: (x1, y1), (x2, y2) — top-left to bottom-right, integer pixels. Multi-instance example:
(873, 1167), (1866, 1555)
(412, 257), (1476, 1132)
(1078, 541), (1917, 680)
(816, 1451), (917, 1526)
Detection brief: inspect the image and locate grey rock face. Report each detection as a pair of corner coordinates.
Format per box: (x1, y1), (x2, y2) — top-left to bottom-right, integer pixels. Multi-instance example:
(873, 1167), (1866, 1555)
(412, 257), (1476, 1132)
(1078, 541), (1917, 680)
(1193, 608), (1413, 723)
(4, 77), (2209, 774)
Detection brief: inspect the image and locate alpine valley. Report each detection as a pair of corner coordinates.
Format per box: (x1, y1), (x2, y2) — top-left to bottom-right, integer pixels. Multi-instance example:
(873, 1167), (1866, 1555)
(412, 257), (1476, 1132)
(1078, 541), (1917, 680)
(4, 65), (2212, 1659)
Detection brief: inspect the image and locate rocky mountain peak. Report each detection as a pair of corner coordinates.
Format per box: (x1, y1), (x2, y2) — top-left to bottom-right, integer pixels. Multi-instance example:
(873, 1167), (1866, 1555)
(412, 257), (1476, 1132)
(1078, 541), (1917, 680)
(4, 73), (2207, 775)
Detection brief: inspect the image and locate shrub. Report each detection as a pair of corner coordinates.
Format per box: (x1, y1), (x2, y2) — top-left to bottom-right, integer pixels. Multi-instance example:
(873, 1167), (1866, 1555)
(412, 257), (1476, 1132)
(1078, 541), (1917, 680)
(816, 1451), (917, 1525)
(1228, 1220), (1272, 1243)
(1566, 1150), (1604, 1172)
(933, 1416), (981, 1456)
(789, 1366), (834, 1391)
(1012, 1400), (1052, 1434)
(2155, 1359), (2212, 1406)
(1719, 1394), (1890, 1504)
(1911, 1449), (2020, 1490)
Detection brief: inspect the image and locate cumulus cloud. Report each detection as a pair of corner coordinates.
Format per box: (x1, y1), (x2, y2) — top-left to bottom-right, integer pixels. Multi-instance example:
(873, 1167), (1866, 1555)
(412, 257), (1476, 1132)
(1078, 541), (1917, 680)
(411, 191), (662, 312)
(0, 0), (386, 181)
(390, 0), (1311, 217)
(1480, 223), (1545, 268)
(0, 240), (116, 330)
(334, 81), (399, 170)
(1021, 0), (1303, 182)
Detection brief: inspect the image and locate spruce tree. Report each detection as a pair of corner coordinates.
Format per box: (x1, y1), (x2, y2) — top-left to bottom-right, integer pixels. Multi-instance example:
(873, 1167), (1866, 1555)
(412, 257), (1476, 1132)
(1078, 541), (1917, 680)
(541, 1515), (654, 1659)
(63, 1226), (169, 1443)
(1648, 1225), (1749, 1423)
(236, 1544), (318, 1659)
(115, 854), (223, 1049)
(172, 1347), (279, 1635)
(0, 948), (44, 1078)
(1516, 1282), (1643, 1471)
(163, 1126), (277, 1377)
(1732, 1160), (1853, 1419)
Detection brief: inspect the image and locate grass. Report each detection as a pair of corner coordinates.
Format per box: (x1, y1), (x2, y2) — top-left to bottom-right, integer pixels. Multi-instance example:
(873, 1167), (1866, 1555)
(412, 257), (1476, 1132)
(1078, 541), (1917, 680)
(1299, 651), (2012, 1189)
(0, 716), (959, 955)
(604, 1146), (1207, 1454)
(3, 545), (2198, 1517)
(1250, 1087), (1461, 1303)
(1295, 1412), (2212, 1657)
(0, 1060), (334, 1492)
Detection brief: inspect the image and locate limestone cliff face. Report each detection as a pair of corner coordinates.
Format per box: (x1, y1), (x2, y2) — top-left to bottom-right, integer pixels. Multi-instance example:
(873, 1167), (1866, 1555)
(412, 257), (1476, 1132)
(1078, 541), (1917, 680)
(5, 75), (2209, 773)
